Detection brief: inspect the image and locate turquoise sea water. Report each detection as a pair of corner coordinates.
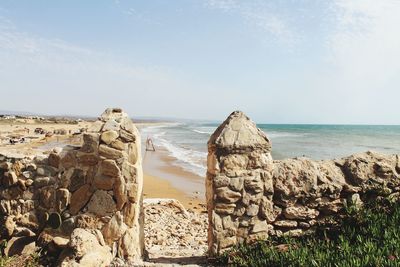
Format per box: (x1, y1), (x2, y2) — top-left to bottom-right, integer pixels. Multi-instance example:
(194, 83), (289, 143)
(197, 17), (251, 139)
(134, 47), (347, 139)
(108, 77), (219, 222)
(140, 123), (400, 177)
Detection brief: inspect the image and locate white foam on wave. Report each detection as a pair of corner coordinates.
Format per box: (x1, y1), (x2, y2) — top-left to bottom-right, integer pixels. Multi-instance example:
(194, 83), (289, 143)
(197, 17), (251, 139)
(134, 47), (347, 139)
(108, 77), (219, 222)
(264, 131), (307, 138)
(192, 129), (213, 135)
(156, 136), (207, 177)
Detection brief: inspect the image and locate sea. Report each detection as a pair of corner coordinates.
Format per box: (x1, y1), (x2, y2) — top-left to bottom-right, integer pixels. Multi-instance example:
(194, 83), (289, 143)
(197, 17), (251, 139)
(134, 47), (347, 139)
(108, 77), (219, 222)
(140, 123), (400, 177)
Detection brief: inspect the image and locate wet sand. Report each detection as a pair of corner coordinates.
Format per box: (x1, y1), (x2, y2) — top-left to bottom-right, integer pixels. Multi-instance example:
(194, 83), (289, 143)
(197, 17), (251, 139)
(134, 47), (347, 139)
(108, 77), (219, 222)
(0, 119), (206, 212)
(142, 146), (206, 212)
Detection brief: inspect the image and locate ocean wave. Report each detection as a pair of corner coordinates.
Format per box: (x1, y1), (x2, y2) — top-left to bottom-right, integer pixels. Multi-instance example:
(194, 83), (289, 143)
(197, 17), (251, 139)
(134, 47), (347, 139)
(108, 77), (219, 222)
(155, 136), (207, 177)
(264, 131), (307, 138)
(192, 129), (213, 135)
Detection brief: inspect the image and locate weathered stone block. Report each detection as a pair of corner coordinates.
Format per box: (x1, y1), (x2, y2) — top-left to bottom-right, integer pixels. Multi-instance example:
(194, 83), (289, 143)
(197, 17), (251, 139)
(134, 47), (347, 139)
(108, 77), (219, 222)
(101, 130), (119, 145)
(213, 175), (229, 188)
(87, 190), (117, 216)
(283, 205), (319, 220)
(69, 184), (93, 215)
(99, 144), (124, 160)
(216, 187), (242, 203)
(274, 220), (298, 228)
(215, 203), (236, 215)
(93, 174), (114, 190)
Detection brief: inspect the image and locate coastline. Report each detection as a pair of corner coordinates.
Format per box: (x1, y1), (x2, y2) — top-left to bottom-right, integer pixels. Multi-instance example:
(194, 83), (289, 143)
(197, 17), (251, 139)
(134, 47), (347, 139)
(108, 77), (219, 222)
(142, 145), (206, 212)
(0, 119), (207, 212)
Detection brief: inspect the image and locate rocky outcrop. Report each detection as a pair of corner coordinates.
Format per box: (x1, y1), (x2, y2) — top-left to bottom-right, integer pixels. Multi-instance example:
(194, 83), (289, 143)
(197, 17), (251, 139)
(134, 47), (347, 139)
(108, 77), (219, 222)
(207, 111), (400, 256)
(0, 108), (144, 265)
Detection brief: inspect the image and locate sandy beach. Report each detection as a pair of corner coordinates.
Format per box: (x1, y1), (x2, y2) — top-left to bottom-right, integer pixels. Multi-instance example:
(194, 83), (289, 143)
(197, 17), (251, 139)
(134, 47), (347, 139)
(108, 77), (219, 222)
(0, 118), (206, 212)
(142, 145), (206, 212)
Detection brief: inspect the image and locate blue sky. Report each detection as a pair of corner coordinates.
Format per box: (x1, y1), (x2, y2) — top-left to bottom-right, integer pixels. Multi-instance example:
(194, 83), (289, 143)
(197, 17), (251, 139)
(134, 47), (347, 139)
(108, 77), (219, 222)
(0, 0), (399, 124)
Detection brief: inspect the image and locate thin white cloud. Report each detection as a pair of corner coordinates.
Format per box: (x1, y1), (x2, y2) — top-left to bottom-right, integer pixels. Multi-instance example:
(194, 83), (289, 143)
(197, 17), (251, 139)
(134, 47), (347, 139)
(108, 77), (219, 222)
(0, 15), (225, 119)
(205, 0), (298, 46)
(327, 0), (400, 88)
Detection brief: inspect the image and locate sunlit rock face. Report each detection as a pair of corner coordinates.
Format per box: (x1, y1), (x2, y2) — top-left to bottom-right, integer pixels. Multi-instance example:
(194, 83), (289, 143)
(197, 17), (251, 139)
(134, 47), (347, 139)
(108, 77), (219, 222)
(0, 108), (144, 265)
(207, 110), (400, 256)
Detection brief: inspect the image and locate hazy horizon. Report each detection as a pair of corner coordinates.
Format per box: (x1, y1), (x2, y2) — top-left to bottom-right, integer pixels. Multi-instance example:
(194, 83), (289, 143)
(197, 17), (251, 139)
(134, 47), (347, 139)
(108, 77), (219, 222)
(1, 1), (400, 124)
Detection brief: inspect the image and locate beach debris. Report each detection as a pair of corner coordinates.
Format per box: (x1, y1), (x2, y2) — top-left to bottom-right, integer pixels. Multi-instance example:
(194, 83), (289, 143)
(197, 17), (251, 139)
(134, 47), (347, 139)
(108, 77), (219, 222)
(34, 127), (46, 134)
(144, 198), (208, 259)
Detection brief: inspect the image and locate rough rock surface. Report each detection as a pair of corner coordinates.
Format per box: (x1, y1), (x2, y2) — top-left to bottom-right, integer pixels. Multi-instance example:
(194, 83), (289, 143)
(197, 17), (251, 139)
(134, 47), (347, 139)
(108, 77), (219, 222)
(207, 111), (400, 255)
(0, 108), (144, 265)
(144, 199), (208, 259)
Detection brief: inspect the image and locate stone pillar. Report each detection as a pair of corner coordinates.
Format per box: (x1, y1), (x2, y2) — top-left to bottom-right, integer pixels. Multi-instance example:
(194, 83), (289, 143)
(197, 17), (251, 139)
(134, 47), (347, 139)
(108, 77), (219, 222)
(94, 108), (144, 261)
(0, 108), (144, 265)
(206, 111), (273, 256)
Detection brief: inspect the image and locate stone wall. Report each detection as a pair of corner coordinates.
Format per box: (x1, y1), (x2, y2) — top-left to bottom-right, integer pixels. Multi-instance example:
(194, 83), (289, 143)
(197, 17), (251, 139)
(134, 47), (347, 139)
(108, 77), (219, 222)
(206, 111), (400, 256)
(0, 108), (144, 265)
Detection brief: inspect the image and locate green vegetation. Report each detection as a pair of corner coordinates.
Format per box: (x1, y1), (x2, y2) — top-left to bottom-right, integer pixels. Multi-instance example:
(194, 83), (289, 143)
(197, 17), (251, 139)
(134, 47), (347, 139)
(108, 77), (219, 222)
(218, 198), (400, 267)
(0, 240), (40, 267)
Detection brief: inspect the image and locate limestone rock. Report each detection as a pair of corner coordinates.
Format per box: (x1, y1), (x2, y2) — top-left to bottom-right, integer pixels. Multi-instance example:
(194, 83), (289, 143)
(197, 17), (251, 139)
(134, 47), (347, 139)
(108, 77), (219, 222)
(110, 139), (125, 151)
(53, 236), (69, 249)
(251, 220), (270, 234)
(127, 143), (138, 165)
(274, 220), (298, 228)
(48, 152), (61, 168)
(76, 152), (99, 166)
(87, 190), (117, 216)
(215, 203), (236, 215)
(216, 187), (242, 203)
(3, 171), (18, 186)
(101, 159), (121, 177)
(68, 228), (112, 266)
(5, 215), (16, 237)
(93, 174), (114, 190)
(208, 111), (271, 151)
(101, 108), (127, 122)
(0, 161), (12, 170)
(100, 130), (119, 145)
(69, 184), (93, 215)
(80, 133), (99, 153)
(56, 188), (70, 212)
(283, 205), (319, 220)
(34, 176), (56, 188)
(120, 129), (136, 142)
(102, 211), (128, 245)
(102, 119), (120, 132)
(118, 228), (141, 261)
(273, 159), (319, 205)
(99, 144), (124, 160)
(4, 236), (36, 257)
(113, 175), (127, 210)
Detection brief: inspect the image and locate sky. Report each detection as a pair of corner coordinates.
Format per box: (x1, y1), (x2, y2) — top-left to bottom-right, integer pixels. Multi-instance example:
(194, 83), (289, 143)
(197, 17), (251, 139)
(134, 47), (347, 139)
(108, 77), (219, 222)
(0, 0), (400, 124)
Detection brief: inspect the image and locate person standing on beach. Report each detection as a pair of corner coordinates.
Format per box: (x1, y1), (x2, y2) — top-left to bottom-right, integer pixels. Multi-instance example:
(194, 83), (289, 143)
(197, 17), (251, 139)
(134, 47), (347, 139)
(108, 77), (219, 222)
(146, 136), (156, 151)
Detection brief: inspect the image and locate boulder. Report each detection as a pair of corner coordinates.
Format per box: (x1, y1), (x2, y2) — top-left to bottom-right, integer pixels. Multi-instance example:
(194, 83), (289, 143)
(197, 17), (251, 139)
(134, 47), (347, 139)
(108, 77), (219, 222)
(102, 211), (128, 245)
(118, 228), (141, 261)
(87, 190), (117, 217)
(4, 236), (36, 257)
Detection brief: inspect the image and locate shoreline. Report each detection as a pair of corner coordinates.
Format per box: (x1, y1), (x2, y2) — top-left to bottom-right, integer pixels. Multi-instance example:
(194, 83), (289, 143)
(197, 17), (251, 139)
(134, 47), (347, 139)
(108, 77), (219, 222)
(142, 145), (206, 213)
(0, 119), (207, 212)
